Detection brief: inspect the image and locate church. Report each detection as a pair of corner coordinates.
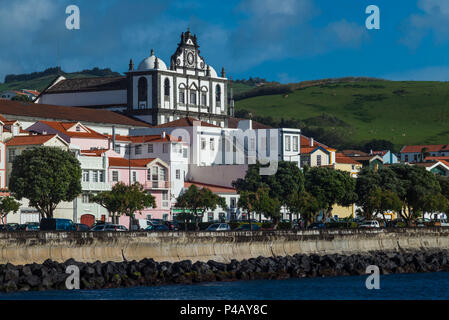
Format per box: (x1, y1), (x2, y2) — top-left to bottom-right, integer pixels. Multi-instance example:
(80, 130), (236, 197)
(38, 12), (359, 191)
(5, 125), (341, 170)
(35, 29), (235, 127)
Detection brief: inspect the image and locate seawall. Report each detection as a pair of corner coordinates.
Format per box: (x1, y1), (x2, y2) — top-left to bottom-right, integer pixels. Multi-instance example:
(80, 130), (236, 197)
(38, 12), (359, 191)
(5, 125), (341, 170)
(1, 228), (449, 265)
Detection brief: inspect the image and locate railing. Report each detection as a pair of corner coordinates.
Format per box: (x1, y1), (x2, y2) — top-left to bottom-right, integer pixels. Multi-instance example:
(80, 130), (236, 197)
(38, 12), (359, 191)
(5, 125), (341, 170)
(143, 180), (170, 190)
(81, 182), (112, 191)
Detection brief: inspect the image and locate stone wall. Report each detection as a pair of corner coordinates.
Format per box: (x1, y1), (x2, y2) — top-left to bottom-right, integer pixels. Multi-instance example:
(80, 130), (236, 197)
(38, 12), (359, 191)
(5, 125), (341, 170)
(1, 228), (449, 265)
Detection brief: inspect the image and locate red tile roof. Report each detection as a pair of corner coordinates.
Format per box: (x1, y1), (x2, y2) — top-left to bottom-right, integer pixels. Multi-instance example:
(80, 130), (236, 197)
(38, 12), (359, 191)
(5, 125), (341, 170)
(335, 153), (362, 165)
(155, 117), (219, 128)
(108, 157), (156, 168)
(425, 156), (449, 161)
(45, 77), (127, 93)
(80, 149), (109, 156)
(401, 144), (449, 153)
(6, 134), (59, 146)
(106, 133), (183, 143)
(40, 121), (108, 139)
(184, 181), (237, 194)
(0, 100), (150, 127)
(300, 135), (332, 150)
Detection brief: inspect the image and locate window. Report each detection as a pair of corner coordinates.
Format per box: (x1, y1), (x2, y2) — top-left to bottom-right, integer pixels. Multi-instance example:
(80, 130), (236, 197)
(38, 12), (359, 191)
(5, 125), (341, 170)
(293, 136), (299, 152)
(160, 168), (167, 181)
(179, 90), (185, 104)
(190, 91), (197, 105)
(152, 166), (159, 180)
(404, 155), (409, 162)
(99, 171), (105, 183)
(210, 138), (215, 151)
(135, 145), (142, 155)
(201, 138), (206, 150)
(163, 144), (169, 153)
(215, 84), (221, 103)
(92, 171), (98, 183)
(82, 194), (89, 204)
(164, 78), (170, 97)
(146, 214), (152, 220)
(230, 197), (236, 208)
(132, 171), (137, 183)
(112, 171), (119, 182)
(208, 212), (214, 222)
(148, 144), (153, 153)
(285, 136), (291, 152)
(8, 149), (15, 162)
(163, 214), (169, 221)
(183, 148), (188, 158)
(176, 169), (180, 180)
(201, 93), (207, 106)
(317, 155), (322, 166)
(138, 77), (148, 104)
(147, 169), (151, 181)
(162, 191), (169, 201)
(76, 126), (81, 132)
(82, 170), (89, 182)
(114, 144), (121, 154)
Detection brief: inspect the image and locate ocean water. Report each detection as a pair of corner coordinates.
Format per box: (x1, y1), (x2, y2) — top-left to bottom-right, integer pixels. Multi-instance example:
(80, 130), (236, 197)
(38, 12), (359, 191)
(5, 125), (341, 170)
(1, 272), (449, 300)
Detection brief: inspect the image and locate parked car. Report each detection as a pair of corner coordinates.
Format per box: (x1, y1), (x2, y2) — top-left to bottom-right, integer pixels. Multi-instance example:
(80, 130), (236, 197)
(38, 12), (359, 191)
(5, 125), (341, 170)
(149, 219), (164, 225)
(74, 223), (90, 231)
(434, 219), (449, 227)
(234, 223), (261, 231)
(307, 222), (326, 230)
(206, 223), (231, 231)
(6, 223), (19, 231)
(91, 224), (127, 231)
(146, 224), (169, 231)
(359, 220), (380, 228)
(164, 220), (179, 231)
(40, 218), (76, 231)
(0, 225), (13, 232)
(25, 223), (40, 231)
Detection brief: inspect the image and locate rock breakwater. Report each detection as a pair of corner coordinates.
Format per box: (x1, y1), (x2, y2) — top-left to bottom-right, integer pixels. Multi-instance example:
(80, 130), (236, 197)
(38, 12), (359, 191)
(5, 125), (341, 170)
(1, 249), (449, 293)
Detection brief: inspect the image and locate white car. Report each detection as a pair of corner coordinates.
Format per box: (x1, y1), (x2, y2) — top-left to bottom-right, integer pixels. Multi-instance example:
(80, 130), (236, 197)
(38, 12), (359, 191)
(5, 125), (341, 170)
(90, 224), (128, 231)
(206, 223), (231, 231)
(436, 219), (449, 227)
(359, 220), (380, 228)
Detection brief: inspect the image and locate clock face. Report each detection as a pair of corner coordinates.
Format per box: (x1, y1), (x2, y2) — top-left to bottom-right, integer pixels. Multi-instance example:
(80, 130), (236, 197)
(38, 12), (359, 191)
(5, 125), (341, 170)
(187, 52), (194, 65)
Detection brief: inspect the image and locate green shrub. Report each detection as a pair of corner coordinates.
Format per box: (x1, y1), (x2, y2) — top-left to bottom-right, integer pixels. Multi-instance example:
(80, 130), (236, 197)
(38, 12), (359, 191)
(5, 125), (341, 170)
(278, 221), (293, 230)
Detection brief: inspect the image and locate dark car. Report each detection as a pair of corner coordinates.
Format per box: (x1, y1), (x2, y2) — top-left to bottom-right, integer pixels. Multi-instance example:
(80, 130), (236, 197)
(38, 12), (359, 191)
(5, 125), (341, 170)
(16, 224), (27, 231)
(74, 223), (90, 231)
(40, 218), (76, 231)
(0, 224), (13, 231)
(146, 224), (169, 231)
(164, 220), (179, 231)
(25, 223), (40, 231)
(307, 222), (326, 230)
(235, 223), (261, 231)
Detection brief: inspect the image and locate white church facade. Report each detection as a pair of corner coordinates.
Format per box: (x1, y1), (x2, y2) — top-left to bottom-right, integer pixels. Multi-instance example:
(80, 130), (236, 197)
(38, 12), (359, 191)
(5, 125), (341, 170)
(35, 29), (235, 127)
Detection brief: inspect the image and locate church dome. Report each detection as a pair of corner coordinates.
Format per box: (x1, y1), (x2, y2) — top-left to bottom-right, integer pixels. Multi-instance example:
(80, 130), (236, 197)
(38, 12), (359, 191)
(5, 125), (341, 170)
(208, 65), (218, 77)
(137, 50), (167, 71)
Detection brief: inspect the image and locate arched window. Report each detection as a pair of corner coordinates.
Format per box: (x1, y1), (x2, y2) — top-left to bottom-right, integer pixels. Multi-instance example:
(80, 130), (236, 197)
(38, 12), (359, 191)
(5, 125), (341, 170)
(164, 78), (170, 97)
(215, 84), (221, 103)
(138, 77), (148, 104)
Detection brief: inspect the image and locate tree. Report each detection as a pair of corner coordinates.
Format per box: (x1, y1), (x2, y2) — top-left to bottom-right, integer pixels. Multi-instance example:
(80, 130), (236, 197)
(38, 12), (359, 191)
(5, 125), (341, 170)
(233, 161), (305, 221)
(175, 185), (227, 231)
(9, 147), (82, 218)
(254, 188), (281, 228)
(365, 187), (403, 224)
(389, 164), (441, 225)
(289, 191), (320, 227)
(305, 167), (357, 220)
(119, 183), (156, 230)
(0, 196), (21, 224)
(420, 147), (430, 162)
(91, 183), (127, 224)
(12, 95), (31, 102)
(237, 190), (257, 230)
(421, 193), (449, 219)
(363, 139), (395, 153)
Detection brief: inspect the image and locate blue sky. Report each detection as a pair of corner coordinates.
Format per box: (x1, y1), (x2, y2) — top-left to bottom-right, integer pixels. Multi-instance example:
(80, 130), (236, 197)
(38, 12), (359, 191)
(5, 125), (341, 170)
(1, 0), (449, 83)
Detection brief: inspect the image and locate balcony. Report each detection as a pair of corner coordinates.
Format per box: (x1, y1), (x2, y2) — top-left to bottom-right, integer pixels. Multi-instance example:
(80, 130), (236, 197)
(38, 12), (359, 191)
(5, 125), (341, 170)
(143, 180), (170, 190)
(81, 181), (112, 191)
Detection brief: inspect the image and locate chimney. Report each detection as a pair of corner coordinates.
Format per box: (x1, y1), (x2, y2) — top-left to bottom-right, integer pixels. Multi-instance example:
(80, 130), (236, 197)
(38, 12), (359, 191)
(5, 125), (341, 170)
(310, 138), (314, 147)
(112, 126), (116, 150)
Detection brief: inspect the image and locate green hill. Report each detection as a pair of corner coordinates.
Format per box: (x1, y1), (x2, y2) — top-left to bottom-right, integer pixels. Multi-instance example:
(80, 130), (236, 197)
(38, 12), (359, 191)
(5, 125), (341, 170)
(0, 67), (122, 93)
(235, 79), (449, 150)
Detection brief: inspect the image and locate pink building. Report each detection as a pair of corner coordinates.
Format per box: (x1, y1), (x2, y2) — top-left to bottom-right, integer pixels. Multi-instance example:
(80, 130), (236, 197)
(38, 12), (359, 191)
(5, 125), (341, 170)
(27, 121), (110, 150)
(107, 157), (172, 225)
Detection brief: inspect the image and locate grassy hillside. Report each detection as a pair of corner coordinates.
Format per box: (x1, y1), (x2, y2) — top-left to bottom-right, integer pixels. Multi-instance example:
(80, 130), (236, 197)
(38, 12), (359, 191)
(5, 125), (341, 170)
(235, 80), (449, 148)
(0, 68), (122, 93)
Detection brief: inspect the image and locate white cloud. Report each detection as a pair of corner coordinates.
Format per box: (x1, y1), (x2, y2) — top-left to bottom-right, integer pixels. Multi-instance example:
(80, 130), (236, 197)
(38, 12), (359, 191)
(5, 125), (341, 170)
(383, 65), (449, 81)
